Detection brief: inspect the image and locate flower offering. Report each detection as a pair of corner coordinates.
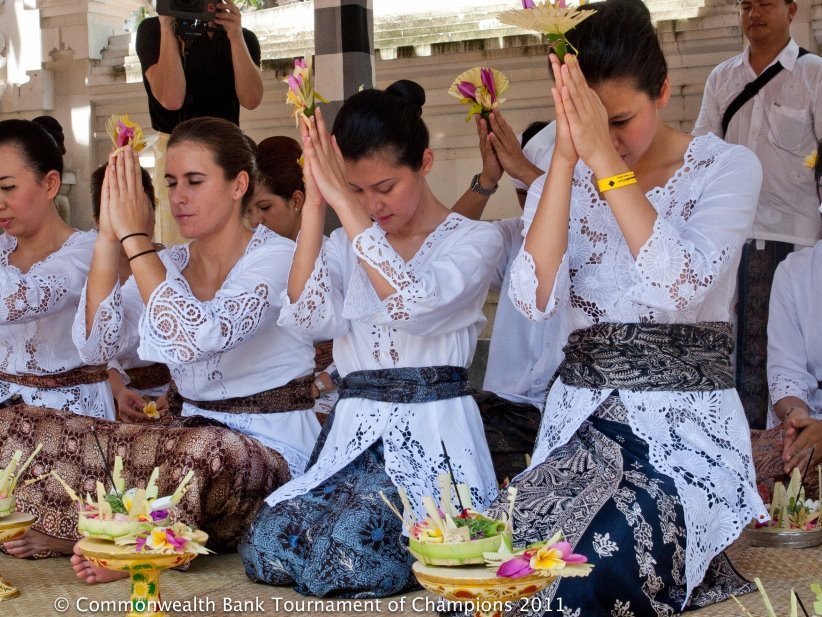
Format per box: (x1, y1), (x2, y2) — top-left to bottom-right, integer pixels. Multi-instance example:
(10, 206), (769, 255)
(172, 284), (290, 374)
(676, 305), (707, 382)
(498, 1), (596, 62)
(105, 114), (156, 154)
(285, 57), (329, 126)
(448, 67), (510, 121)
(116, 522), (210, 555)
(0, 444), (43, 518)
(757, 467), (820, 532)
(484, 530), (593, 579)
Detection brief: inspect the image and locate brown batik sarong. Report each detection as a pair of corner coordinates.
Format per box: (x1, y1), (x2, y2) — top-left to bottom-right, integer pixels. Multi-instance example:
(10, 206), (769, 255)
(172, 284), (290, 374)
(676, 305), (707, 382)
(0, 404), (290, 558)
(0, 365), (108, 389)
(124, 364), (171, 391)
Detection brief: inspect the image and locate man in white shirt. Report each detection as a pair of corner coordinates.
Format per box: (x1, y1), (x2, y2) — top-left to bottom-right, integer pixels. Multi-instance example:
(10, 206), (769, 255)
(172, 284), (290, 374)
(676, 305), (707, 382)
(453, 112), (565, 484)
(692, 0), (822, 428)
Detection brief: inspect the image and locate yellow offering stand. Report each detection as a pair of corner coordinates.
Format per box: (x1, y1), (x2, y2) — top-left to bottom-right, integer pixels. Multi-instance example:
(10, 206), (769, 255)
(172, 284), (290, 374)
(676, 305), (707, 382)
(412, 561), (556, 617)
(0, 511), (36, 600)
(78, 537), (199, 617)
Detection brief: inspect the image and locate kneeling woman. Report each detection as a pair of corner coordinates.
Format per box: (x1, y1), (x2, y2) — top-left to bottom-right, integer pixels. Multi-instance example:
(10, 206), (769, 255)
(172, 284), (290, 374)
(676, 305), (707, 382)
(485, 1), (767, 615)
(240, 81), (502, 597)
(1, 118), (321, 564)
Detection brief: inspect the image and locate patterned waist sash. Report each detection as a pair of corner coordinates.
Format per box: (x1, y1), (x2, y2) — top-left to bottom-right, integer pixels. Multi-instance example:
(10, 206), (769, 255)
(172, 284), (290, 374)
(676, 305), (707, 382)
(559, 322), (735, 392)
(0, 365), (109, 389)
(125, 364), (171, 391)
(167, 374), (315, 415)
(338, 366), (472, 403)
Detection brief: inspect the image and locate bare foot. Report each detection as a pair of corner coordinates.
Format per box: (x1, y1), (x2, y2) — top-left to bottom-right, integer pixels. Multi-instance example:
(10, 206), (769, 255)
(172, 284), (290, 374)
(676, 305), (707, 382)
(70, 542), (128, 584)
(3, 529), (74, 558)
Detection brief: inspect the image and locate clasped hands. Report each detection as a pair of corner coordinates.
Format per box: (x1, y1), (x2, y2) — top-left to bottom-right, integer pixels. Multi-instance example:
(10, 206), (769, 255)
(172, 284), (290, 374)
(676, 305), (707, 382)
(97, 147), (153, 245)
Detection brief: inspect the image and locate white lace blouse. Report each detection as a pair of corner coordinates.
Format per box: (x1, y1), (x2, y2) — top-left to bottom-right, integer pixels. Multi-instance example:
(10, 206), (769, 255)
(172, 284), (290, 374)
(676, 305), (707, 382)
(767, 241), (822, 426)
(0, 230), (115, 419)
(509, 134), (769, 603)
(73, 226), (321, 475)
(265, 214), (503, 518)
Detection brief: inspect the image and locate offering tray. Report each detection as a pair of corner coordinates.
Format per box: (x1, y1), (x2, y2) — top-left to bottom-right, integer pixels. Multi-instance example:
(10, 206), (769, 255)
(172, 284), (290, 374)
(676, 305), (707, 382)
(412, 561), (555, 617)
(0, 512), (36, 600)
(744, 523), (822, 549)
(78, 536), (199, 617)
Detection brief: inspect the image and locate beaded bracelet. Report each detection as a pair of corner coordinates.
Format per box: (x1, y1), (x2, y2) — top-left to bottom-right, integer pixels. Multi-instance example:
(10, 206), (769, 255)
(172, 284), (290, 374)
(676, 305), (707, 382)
(128, 248), (157, 263)
(597, 171), (637, 193)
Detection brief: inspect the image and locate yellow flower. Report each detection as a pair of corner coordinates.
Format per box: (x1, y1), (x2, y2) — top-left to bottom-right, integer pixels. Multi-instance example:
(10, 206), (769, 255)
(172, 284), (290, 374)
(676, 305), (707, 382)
(529, 545), (567, 571)
(448, 67), (510, 121)
(142, 399), (159, 419)
(146, 528), (176, 552)
(804, 150), (818, 170)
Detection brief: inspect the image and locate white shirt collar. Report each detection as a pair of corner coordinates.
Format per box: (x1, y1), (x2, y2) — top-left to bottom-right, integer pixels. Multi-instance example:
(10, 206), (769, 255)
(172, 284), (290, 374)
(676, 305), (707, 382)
(738, 38), (801, 72)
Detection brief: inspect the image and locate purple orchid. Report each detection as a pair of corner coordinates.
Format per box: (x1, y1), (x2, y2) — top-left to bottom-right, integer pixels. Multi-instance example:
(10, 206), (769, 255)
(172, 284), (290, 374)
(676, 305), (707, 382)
(480, 68), (496, 101)
(456, 81), (477, 100)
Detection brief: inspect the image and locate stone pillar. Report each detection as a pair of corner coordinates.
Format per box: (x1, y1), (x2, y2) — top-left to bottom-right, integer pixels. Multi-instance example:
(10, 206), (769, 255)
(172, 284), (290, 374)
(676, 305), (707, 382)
(313, 0), (374, 231)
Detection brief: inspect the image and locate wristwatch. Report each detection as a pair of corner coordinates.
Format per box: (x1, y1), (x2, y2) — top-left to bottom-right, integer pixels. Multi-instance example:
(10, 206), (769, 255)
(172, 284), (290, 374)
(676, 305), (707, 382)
(470, 173), (498, 197)
(314, 376), (327, 395)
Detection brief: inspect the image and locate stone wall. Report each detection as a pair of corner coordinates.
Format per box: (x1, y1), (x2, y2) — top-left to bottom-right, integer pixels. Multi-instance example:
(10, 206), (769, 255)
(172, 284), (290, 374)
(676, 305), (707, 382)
(2, 0), (821, 230)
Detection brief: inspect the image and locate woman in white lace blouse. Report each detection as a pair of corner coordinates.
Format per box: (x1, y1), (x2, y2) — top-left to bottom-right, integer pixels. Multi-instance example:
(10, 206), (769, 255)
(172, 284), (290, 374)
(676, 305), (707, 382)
(1, 118), (318, 573)
(0, 118), (114, 420)
(240, 80), (503, 597)
(484, 1), (769, 615)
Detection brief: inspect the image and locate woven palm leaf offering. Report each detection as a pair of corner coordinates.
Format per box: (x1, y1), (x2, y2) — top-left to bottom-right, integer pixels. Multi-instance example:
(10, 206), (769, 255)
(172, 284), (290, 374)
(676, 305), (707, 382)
(382, 473), (510, 566)
(49, 456), (195, 542)
(0, 445), (43, 518)
(747, 464), (822, 548)
(498, 0), (596, 63)
(732, 577), (822, 617)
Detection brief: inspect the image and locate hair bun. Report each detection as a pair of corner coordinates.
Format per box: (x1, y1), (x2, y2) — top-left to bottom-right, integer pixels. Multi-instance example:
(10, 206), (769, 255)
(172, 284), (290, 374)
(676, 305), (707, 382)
(386, 80), (426, 114)
(32, 115), (66, 155)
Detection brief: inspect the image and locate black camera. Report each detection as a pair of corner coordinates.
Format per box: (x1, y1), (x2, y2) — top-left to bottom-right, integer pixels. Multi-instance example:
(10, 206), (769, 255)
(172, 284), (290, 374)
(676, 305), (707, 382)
(156, 0), (220, 23)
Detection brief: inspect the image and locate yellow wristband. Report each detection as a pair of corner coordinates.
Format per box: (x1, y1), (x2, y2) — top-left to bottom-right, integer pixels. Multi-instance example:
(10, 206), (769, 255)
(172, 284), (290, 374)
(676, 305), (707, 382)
(597, 171), (637, 193)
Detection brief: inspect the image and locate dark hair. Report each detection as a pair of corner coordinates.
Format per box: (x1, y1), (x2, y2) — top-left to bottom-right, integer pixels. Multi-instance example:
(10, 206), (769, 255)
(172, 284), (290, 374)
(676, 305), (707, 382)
(32, 116), (66, 155)
(521, 121), (550, 148)
(167, 117), (256, 207)
(565, 0), (667, 99)
(0, 118), (65, 179)
(332, 79), (429, 170)
(90, 164), (156, 222)
(256, 136), (304, 199)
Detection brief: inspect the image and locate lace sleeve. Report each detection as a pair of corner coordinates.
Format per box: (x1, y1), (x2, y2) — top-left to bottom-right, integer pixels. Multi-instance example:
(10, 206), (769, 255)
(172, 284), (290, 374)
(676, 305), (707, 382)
(767, 260), (813, 407)
(349, 220), (504, 336)
(627, 143), (762, 312)
(277, 236), (349, 339)
(507, 245), (569, 322)
(138, 248), (284, 365)
(72, 282), (127, 365)
(0, 269), (71, 325)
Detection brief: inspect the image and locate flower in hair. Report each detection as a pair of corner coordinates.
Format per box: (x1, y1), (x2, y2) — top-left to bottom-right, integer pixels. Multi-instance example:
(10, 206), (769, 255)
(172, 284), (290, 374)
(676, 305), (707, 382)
(448, 67), (510, 121)
(498, 1), (596, 62)
(285, 57), (329, 126)
(106, 115), (156, 154)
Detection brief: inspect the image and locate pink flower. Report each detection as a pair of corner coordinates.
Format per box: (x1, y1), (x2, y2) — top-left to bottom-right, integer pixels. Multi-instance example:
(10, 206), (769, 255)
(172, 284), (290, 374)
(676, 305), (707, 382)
(456, 81), (476, 99)
(135, 536), (147, 552)
(522, 0), (536, 7)
(150, 509), (168, 522)
(480, 68), (496, 100)
(497, 555), (534, 578)
(116, 122), (135, 148)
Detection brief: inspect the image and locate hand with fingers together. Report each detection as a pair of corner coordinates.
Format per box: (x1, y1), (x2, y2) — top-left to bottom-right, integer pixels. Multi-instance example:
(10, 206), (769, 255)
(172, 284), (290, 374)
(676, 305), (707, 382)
(299, 108), (358, 216)
(549, 53), (580, 167)
(485, 111), (542, 184)
(474, 115), (504, 190)
(552, 54), (613, 170)
(104, 147), (154, 242)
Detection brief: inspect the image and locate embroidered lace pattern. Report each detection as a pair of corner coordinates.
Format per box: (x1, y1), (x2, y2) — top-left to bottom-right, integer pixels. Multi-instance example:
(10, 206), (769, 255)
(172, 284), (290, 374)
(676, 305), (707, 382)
(508, 134), (767, 603)
(1, 236), (71, 324)
(768, 372), (811, 407)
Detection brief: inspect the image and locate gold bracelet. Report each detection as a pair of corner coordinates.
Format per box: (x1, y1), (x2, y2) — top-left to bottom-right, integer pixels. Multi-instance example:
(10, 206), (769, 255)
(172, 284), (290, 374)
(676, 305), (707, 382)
(597, 171), (637, 193)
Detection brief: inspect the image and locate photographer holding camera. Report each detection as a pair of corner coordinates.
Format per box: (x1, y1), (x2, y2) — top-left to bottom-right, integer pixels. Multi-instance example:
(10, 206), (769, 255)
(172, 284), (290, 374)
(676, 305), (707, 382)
(137, 0), (263, 132)
(136, 0), (263, 244)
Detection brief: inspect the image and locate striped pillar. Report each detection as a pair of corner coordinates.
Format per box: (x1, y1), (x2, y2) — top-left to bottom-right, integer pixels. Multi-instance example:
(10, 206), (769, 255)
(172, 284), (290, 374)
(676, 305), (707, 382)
(313, 0), (375, 232)
(313, 0), (375, 122)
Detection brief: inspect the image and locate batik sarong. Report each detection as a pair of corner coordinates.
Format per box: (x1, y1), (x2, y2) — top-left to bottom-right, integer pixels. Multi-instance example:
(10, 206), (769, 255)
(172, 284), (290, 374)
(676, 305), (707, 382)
(239, 366), (472, 598)
(0, 404), (288, 557)
(484, 323), (754, 617)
